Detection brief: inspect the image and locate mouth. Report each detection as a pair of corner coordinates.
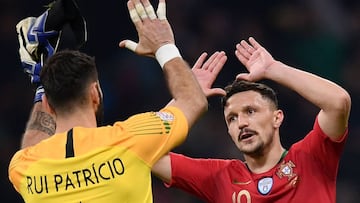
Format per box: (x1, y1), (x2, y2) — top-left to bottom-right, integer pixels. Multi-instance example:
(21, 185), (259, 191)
(238, 129), (256, 142)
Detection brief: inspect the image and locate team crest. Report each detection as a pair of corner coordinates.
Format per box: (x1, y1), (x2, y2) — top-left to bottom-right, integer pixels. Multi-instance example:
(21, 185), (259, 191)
(257, 177), (273, 195)
(276, 160), (296, 180)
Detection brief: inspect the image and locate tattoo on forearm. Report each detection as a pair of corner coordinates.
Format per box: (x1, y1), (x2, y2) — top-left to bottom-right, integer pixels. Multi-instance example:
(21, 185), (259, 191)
(27, 111), (56, 136)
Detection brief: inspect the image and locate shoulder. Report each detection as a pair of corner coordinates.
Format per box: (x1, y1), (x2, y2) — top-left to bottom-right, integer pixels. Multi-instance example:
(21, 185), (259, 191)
(117, 106), (186, 125)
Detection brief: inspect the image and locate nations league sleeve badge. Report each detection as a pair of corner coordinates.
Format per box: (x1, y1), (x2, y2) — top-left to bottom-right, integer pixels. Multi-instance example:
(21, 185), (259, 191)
(257, 177), (273, 195)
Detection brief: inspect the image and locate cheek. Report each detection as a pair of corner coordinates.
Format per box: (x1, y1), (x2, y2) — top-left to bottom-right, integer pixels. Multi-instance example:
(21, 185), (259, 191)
(254, 115), (272, 128)
(227, 125), (238, 140)
(260, 123), (276, 140)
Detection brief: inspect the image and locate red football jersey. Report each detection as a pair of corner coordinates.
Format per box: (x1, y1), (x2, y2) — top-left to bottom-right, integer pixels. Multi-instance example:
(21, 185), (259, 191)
(167, 119), (347, 203)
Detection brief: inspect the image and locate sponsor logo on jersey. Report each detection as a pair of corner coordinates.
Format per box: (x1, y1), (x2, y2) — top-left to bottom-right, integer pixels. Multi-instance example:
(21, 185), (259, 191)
(257, 177), (273, 195)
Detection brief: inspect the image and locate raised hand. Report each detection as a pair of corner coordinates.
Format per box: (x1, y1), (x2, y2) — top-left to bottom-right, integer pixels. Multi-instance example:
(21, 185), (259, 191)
(234, 37), (276, 82)
(17, 0), (87, 85)
(16, 17), (60, 85)
(119, 0), (174, 57)
(192, 51), (227, 97)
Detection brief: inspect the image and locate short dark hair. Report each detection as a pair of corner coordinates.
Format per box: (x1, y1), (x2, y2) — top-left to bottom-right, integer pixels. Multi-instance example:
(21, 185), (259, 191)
(221, 80), (278, 109)
(40, 50), (98, 112)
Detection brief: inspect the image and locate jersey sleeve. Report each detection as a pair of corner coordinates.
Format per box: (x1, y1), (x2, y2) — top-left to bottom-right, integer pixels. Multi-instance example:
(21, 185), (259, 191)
(8, 150), (24, 193)
(292, 117), (348, 179)
(113, 106), (189, 167)
(166, 152), (224, 202)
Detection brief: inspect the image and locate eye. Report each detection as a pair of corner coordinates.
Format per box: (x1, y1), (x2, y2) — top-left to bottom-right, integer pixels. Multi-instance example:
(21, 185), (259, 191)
(227, 115), (237, 123)
(247, 108), (255, 115)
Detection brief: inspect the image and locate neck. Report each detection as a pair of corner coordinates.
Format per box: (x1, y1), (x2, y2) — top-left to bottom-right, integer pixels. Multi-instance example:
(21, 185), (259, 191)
(55, 107), (97, 134)
(244, 141), (285, 174)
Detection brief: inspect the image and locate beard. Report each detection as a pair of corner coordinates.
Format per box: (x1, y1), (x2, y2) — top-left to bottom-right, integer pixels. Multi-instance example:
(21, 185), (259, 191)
(241, 141), (264, 157)
(240, 133), (274, 158)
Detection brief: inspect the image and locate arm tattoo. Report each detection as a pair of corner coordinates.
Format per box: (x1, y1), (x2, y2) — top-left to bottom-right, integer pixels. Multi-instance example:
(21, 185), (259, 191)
(27, 111), (56, 136)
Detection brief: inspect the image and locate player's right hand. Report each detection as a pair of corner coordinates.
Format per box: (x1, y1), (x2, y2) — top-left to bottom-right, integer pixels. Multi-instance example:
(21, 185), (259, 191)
(192, 51), (227, 97)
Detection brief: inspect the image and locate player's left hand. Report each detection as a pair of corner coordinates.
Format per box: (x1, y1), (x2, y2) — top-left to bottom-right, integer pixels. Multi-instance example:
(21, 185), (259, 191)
(16, 17), (50, 85)
(192, 51), (227, 97)
(16, 0), (87, 85)
(235, 37), (276, 82)
(119, 0), (174, 57)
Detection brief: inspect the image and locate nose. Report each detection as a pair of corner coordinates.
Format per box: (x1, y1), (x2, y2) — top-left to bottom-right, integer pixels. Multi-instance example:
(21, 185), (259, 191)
(237, 116), (248, 130)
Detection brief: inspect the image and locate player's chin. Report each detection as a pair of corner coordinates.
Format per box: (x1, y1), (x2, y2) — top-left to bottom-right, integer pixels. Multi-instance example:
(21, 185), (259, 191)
(238, 142), (263, 155)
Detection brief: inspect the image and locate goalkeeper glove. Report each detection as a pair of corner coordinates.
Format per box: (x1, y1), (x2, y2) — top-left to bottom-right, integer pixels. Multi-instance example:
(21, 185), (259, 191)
(16, 0), (87, 86)
(16, 14), (60, 85)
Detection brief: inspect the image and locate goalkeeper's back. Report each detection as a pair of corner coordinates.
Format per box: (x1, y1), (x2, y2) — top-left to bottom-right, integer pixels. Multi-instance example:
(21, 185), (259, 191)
(9, 107), (188, 203)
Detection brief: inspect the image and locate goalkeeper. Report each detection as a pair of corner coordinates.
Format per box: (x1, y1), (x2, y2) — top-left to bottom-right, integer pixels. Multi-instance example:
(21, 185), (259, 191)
(8, 0), (208, 202)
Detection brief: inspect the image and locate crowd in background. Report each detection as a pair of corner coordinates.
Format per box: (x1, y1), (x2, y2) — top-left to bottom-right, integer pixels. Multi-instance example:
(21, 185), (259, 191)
(1, 0), (359, 202)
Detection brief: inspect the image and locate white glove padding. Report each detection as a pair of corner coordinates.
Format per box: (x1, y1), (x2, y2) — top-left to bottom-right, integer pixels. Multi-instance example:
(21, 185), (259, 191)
(16, 17), (43, 84)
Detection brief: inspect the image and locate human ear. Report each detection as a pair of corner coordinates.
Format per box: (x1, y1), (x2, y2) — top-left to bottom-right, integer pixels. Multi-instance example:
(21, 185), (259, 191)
(273, 109), (284, 128)
(90, 82), (101, 108)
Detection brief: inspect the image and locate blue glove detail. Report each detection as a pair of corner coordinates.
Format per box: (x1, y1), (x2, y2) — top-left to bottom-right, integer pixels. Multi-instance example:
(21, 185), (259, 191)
(34, 85), (45, 103)
(16, 12), (60, 86)
(17, 0), (87, 86)
(22, 62), (42, 84)
(26, 10), (61, 59)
